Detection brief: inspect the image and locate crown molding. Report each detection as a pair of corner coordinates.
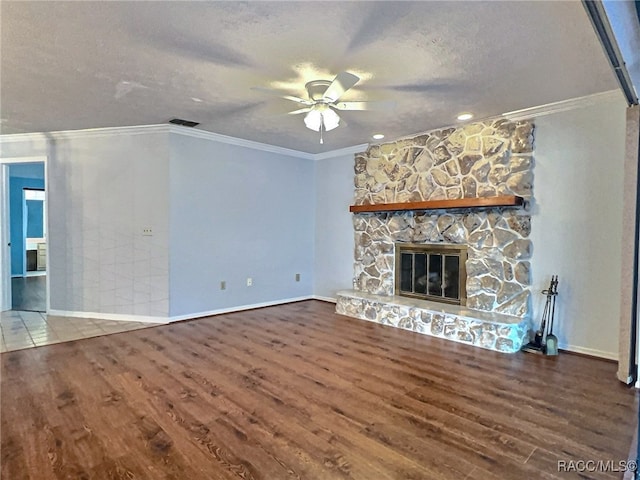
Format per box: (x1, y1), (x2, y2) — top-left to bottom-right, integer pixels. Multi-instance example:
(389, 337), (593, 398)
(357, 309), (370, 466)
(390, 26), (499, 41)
(1, 91), (623, 156)
(313, 143), (369, 160)
(392, 89), (624, 141)
(167, 124), (316, 160)
(502, 89), (623, 121)
(0, 124), (364, 160)
(169, 125), (366, 160)
(0, 124), (169, 143)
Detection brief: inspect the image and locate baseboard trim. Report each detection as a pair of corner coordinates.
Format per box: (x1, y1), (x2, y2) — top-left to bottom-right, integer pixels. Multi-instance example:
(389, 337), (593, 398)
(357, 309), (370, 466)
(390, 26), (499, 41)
(47, 304), (621, 362)
(48, 309), (171, 324)
(311, 295), (337, 303)
(47, 296), (317, 324)
(558, 342), (618, 361)
(168, 296), (315, 322)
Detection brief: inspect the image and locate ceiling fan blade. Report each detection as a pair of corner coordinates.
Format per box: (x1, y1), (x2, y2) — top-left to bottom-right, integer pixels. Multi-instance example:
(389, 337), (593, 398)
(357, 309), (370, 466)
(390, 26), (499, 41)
(251, 87), (314, 106)
(288, 107), (313, 115)
(282, 95), (314, 106)
(323, 72), (360, 103)
(333, 100), (396, 111)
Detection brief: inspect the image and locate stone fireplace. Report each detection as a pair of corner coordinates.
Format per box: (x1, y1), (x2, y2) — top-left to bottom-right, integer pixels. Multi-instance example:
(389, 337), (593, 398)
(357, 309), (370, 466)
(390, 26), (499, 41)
(336, 119), (535, 353)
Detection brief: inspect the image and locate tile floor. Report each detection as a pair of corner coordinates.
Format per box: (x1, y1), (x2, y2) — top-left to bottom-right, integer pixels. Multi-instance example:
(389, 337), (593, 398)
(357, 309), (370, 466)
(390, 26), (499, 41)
(11, 276), (46, 312)
(0, 310), (161, 353)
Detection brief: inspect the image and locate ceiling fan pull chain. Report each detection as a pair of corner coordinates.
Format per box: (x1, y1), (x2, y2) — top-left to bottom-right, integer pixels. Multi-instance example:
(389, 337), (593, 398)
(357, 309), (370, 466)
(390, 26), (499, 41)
(320, 120), (324, 144)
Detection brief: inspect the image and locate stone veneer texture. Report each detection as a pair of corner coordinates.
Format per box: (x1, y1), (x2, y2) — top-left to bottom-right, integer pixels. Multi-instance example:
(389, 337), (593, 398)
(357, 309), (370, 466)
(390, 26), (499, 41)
(352, 119), (535, 317)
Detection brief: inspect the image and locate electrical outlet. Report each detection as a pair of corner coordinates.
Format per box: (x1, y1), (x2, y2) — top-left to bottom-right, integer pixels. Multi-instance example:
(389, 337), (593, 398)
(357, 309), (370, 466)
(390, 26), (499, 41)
(246, 277), (253, 287)
(142, 227), (153, 236)
(295, 273), (300, 282)
(220, 281), (226, 290)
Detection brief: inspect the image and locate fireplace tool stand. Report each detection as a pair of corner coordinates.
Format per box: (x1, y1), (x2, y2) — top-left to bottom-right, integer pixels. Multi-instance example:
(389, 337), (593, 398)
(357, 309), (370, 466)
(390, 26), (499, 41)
(522, 275), (559, 355)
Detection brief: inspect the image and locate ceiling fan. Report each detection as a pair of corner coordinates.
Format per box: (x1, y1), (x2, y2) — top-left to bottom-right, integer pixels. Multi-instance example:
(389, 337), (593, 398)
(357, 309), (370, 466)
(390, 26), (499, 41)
(255, 71), (393, 143)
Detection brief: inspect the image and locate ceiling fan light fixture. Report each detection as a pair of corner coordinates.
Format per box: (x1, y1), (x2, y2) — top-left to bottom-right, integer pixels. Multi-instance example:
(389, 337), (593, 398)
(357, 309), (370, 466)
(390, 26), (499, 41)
(321, 107), (340, 131)
(457, 112), (474, 121)
(304, 109), (323, 131)
(372, 133), (385, 140)
(303, 105), (340, 132)
(256, 71), (371, 140)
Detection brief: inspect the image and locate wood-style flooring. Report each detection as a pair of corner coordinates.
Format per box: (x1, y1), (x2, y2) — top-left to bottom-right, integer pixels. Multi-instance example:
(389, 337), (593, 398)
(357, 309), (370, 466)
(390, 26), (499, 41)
(11, 275), (46, 312)
(1, 300), (637, 480)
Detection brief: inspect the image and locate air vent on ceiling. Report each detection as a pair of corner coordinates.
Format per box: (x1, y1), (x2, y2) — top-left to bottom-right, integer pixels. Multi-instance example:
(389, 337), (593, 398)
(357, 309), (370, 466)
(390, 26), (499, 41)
(169, 118), (200, 128)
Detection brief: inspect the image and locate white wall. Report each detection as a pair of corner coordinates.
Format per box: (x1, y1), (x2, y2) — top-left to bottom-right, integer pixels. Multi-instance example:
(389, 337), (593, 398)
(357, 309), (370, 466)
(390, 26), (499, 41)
(314, 153), (356, 300)
(1, 131), (171, 317)
(531, 95), (627, 359)
(1, 128), (315, 320)
(168, 133), (315, 317)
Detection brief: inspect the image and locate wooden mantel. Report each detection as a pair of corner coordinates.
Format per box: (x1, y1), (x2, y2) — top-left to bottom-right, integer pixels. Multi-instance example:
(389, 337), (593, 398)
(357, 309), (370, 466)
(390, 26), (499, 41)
(349, 195), (524, 213)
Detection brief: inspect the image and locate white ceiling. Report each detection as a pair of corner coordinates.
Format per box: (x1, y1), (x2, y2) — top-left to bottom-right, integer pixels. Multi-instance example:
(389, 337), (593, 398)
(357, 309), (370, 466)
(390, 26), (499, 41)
(0, 1), (620, 154)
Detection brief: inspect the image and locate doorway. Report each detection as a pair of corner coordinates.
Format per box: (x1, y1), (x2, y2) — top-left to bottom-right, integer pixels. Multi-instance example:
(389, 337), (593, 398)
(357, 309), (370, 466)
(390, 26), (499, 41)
(0, 156), (48, 313)
(13, 187), (46, 311)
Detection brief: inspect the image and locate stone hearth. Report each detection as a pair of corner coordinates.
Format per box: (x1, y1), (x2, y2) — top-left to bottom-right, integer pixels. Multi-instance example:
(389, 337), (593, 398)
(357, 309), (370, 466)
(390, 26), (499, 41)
(336, 290), (529, 353)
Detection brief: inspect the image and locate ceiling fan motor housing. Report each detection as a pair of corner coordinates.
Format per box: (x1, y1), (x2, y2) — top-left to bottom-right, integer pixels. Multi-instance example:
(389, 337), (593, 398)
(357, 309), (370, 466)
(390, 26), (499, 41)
(305, 80), (332, 102)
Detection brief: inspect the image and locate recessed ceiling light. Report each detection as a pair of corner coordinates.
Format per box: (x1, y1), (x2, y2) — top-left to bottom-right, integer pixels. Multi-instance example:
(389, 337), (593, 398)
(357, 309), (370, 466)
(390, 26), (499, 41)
(457, 113), (473, 121)
(372, 134), (385, 140)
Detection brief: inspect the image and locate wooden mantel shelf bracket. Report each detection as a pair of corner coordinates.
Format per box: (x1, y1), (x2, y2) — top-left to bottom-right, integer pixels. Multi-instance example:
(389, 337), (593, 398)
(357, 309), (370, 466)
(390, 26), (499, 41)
(349, 195), (524, 213)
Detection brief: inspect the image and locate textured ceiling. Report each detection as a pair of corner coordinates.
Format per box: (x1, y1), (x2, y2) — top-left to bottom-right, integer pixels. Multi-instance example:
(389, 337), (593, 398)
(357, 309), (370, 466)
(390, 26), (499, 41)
(1, 1), (618, 154)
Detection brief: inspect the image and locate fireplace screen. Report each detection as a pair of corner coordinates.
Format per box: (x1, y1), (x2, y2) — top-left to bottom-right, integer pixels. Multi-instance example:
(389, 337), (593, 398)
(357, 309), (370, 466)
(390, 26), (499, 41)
(395, 243), (467, 305)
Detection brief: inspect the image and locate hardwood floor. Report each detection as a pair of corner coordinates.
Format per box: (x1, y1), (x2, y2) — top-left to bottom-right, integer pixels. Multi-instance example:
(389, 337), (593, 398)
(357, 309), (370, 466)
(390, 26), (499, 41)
(1, 300), (637, 479)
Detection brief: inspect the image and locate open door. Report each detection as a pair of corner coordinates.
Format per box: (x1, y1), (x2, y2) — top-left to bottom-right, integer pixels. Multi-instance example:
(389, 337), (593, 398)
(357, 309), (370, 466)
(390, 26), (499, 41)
(0, 156), (47, 312)
(0, 164), (11, 311)
(617, 105), (640, 385)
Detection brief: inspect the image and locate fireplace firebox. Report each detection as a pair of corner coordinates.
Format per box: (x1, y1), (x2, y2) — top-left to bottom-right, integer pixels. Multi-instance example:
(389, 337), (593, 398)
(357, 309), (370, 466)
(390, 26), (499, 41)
(395, 243), (467, 305)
